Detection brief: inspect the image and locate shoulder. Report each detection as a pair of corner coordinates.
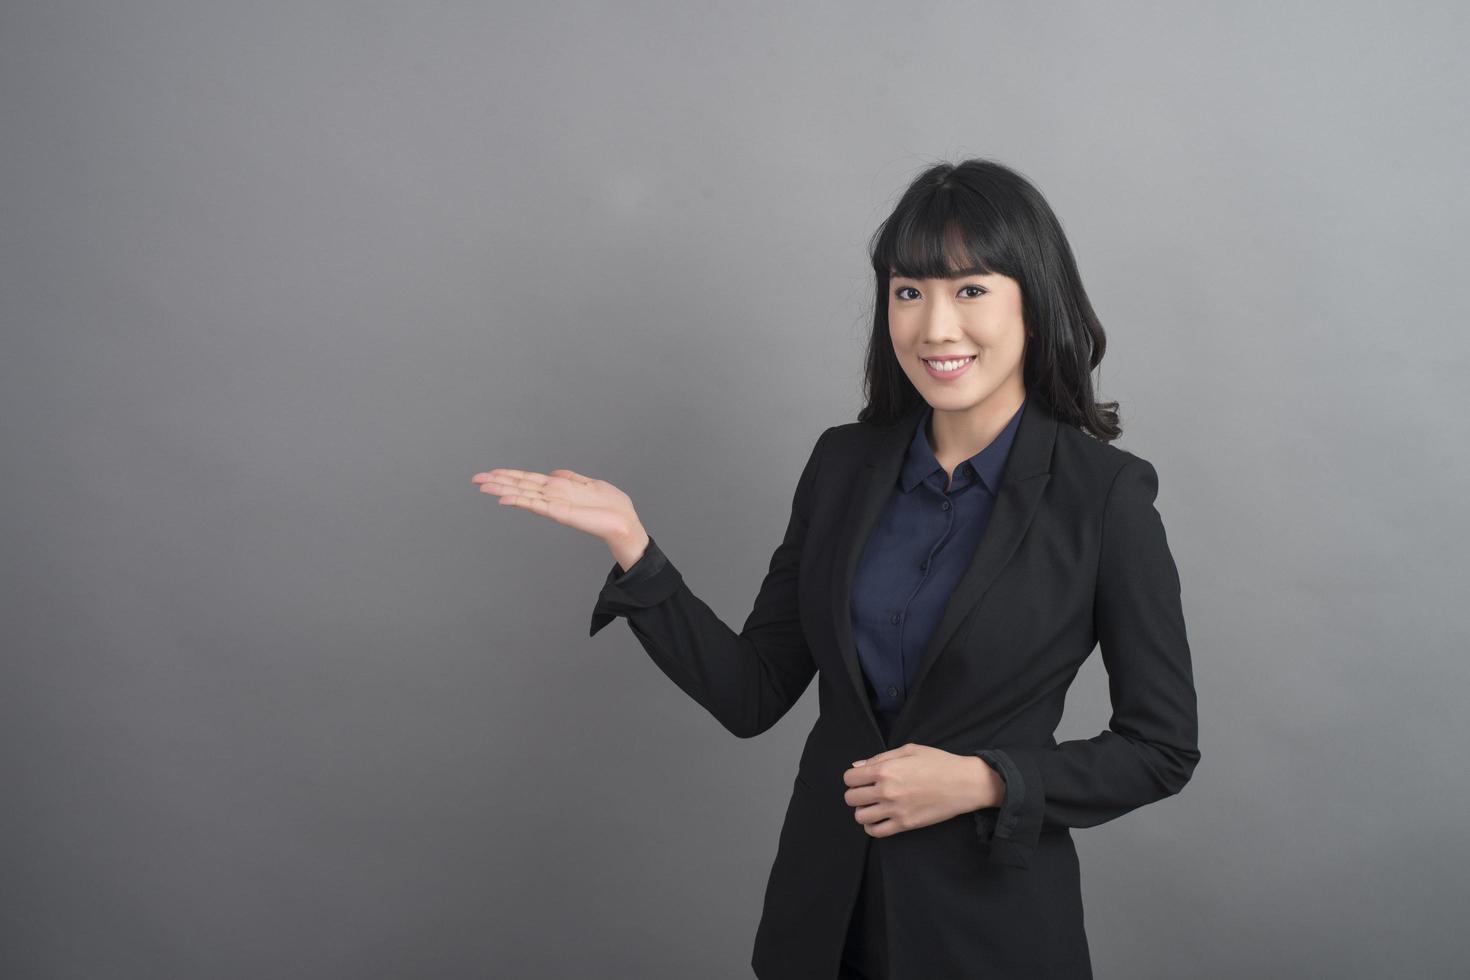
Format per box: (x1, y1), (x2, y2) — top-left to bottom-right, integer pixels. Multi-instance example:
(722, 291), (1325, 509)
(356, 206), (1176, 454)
(1054, 420), (1142, 475)
(810, 418), (905, 472)
(1050, 419), (1164, 507)
(820, 419), (873, 450)
(801, 418), (879, 459)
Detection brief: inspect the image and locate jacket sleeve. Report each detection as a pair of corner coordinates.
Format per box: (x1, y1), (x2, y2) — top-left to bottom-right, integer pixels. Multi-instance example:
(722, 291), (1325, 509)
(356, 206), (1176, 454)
(969, 456), (1201, 868)
(586, 427), (832, 739)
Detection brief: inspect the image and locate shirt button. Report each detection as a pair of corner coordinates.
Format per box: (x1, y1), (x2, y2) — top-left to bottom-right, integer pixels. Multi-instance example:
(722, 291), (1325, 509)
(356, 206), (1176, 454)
(919, 560), (928, 571)
(941, 501), (951, 511)
(890, 612), (902, 625)
(887, 686), (898, 697)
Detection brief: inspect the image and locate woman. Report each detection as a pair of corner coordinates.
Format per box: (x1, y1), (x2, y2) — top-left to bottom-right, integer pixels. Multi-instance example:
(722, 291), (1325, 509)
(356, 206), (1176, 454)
(474, 158), (1200, 980)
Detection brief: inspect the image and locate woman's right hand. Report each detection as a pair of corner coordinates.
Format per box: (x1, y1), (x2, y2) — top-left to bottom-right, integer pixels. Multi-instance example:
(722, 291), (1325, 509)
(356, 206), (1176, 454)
(472, 467), (651, 570)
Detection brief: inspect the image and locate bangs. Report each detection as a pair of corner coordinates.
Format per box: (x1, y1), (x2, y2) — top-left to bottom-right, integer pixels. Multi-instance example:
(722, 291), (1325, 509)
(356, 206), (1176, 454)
(873, 193), (1007, 281)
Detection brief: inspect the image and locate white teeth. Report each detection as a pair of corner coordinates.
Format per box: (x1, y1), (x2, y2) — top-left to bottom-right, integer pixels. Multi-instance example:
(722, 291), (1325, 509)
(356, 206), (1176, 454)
(925, 356), (974, 371)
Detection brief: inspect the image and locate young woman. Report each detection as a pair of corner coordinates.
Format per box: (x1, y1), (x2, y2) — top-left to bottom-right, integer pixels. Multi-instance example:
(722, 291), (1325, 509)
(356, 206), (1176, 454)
(475, 158), (1201, 980)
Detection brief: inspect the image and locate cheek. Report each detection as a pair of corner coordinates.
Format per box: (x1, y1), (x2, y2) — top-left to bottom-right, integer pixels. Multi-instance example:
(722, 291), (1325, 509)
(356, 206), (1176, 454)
(982, 319), (1026, 351)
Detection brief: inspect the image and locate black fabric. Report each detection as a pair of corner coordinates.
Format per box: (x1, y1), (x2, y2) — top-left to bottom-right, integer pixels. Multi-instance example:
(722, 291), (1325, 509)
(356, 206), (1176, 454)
(839, 841), (888, 980)
(841, 840), (889, 980)
(587, 395), (1199, 979)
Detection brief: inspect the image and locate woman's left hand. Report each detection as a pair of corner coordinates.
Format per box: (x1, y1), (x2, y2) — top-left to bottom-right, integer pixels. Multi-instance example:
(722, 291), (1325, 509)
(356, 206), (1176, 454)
(843, 743), (1004, 838)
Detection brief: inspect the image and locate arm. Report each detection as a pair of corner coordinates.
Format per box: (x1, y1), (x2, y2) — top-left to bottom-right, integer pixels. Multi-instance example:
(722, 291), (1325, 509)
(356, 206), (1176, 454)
(587, 427), (832, 739)
(969, 456), (1201, 868)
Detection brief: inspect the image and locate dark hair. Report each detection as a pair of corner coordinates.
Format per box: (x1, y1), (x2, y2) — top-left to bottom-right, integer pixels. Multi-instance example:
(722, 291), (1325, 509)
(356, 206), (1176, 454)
(857, 158), (1122, 442)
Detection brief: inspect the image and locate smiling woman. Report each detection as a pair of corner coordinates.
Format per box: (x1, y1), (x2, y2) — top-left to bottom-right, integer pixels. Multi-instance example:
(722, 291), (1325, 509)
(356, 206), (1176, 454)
(862, 159), (1120, 450)
(481, 157), (1198, 980)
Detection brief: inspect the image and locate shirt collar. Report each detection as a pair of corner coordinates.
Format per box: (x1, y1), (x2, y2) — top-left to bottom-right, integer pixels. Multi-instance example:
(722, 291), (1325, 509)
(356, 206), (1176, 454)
(898, 397), (1027, 495)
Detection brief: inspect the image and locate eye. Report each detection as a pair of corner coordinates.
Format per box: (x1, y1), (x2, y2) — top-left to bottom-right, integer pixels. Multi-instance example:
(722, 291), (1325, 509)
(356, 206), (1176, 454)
(892, 284), (986, 301)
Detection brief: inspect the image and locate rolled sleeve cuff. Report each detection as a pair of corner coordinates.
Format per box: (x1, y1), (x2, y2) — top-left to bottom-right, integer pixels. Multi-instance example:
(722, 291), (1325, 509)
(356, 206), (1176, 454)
(588, 535), (685, 636)
(970, 748), (1046, 869)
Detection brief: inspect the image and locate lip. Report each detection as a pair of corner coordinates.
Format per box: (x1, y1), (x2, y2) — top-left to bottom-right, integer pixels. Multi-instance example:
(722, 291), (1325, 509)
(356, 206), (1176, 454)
(921, 354), (976, 380)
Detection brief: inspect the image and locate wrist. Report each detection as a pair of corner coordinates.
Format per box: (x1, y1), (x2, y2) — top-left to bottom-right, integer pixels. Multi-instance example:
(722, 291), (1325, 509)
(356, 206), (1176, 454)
(972, 755), (1006, 810)
(608, 525), (651, 573)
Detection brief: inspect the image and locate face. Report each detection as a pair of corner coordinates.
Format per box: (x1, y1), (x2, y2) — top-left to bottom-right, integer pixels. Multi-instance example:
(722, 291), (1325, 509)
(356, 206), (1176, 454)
(888, 269), (1028, 415)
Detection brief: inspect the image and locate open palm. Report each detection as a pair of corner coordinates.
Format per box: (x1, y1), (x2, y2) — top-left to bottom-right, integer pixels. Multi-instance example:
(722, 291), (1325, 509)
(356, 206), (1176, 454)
(472, 467), (640, 544)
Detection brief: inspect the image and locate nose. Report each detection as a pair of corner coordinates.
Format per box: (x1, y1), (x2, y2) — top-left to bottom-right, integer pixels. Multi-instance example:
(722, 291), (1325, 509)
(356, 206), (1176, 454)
(918, 301), (963, 345)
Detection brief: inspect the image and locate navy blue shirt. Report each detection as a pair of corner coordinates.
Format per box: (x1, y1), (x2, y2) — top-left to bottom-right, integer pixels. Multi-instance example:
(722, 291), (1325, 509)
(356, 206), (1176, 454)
(850, 397), (1026, 742)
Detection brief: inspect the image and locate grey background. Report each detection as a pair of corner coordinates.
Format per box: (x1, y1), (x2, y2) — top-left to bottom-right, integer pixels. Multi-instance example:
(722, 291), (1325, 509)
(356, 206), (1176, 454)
(3, 1), (1466, 977)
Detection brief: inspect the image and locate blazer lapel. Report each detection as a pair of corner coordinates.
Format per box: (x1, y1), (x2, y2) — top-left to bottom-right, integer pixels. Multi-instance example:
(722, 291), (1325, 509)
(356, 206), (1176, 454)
(829, 395), (1058, 747)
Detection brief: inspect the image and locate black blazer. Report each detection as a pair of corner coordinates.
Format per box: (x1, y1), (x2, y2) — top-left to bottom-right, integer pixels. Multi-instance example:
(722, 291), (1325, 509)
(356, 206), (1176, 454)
(588, 393), (1200, 980)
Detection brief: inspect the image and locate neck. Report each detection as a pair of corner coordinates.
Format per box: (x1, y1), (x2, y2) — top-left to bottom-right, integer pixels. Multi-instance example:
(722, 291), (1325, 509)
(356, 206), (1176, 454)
(925, 380), (1026, 464)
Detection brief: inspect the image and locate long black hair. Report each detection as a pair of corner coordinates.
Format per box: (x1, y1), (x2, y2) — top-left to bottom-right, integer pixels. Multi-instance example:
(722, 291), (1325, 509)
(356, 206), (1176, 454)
(857, 158), (1122, 442)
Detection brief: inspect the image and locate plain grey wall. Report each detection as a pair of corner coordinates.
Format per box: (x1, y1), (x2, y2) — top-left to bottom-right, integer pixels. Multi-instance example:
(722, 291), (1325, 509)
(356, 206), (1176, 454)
(3, 1), (1466, 977)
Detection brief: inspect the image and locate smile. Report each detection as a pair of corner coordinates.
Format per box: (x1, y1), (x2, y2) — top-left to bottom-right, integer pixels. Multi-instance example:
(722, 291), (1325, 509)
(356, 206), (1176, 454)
(921, 355), (976, 379)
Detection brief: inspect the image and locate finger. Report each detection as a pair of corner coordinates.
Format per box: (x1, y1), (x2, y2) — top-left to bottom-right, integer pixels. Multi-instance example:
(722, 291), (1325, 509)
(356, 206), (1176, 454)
(856, 803), (902, 836)
(476, 469), (557, 497)
(479, 477), (533, 496)
(472, 468), (544, 483)
(475, 469), (579, 496)
(857, 743), (913, 766)
(474, 470), (548, 498)
(480, 476), (550, 497)
(865, 817), (899, 838)
(487, 475), (598, 512)
(548, 469), (597, 485)
(493, 481), (557, 506)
